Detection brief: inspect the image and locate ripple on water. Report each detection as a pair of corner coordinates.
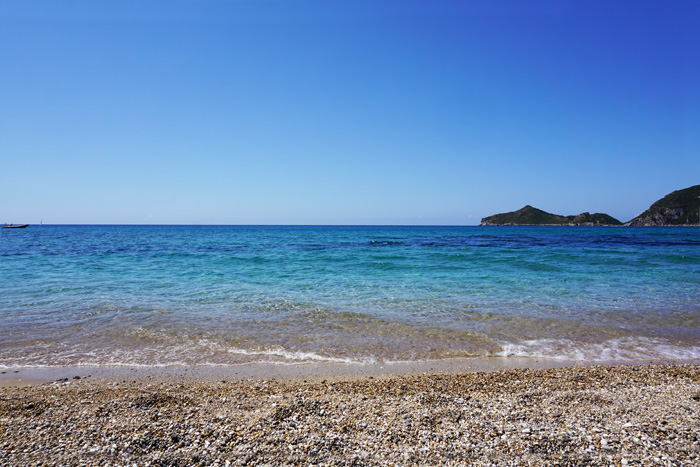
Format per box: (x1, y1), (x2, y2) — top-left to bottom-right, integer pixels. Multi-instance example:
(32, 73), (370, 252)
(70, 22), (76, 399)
(1, 225), (699, 367)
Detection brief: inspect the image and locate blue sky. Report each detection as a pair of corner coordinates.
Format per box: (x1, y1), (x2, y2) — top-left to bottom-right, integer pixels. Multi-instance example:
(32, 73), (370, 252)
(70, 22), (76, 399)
(2, 0), (698, 225)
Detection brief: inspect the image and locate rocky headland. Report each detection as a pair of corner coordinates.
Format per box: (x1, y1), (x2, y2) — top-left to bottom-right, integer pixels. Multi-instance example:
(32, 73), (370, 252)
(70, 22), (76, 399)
(481, 185), (700, 226)
(626, 185), (700, 226)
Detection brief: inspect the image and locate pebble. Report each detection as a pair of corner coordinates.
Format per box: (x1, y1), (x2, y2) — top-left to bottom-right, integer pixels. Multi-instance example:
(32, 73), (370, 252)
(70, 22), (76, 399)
(1, 364), (699, 466)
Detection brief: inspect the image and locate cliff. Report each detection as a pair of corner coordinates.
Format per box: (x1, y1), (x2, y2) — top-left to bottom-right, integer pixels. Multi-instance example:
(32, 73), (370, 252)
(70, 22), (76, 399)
(480, 206), (621, 226)
(626, 185), (700, 226)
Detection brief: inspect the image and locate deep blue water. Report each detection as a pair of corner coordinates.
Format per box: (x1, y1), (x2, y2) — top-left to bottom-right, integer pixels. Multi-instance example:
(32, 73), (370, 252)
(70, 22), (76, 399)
(1, 225), (699, 368)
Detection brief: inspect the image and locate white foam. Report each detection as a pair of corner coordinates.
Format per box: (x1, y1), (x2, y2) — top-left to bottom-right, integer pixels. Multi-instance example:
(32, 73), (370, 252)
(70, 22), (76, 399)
(0, 338), (378, 369)
(3, 336), (699, 370)
(497, 337), (700, 362)
(224, 346), (376, 365)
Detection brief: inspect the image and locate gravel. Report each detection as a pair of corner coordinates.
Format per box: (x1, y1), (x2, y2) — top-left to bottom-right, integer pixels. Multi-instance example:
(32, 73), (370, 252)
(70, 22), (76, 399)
(1, 364), (699, 466)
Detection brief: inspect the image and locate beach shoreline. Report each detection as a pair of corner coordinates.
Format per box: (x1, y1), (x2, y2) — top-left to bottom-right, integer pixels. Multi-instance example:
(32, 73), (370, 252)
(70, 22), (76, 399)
(4, 357), (700, 389)
(1, 362), (698, 465)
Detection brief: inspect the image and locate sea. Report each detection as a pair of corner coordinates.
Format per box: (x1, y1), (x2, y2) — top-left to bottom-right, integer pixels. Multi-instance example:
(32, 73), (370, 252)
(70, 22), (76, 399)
(1, 225), (699, 369)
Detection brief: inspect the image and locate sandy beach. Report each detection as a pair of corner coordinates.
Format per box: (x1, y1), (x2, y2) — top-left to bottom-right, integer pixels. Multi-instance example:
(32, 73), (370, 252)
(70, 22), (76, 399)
(1, 363), (699, 466)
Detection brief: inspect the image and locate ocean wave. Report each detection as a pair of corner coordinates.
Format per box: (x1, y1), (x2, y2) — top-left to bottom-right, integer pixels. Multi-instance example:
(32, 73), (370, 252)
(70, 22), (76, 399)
(224, 346), (376, 364)
(497, 337), (700, 362)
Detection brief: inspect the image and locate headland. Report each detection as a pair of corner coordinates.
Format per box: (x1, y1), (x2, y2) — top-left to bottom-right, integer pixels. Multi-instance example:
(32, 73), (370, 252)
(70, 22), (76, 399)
(480, 184), (700, 226)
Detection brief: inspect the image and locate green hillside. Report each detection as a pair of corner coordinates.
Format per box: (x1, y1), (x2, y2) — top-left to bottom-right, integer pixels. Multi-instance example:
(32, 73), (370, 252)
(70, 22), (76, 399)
(570, 212), (623, 226)
(627, 185), (700, 226)
(480, 206), (622, 226)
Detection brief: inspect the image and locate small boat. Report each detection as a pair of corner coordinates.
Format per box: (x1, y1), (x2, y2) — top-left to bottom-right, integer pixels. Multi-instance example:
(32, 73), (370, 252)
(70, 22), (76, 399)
(2, 224), (29, 229)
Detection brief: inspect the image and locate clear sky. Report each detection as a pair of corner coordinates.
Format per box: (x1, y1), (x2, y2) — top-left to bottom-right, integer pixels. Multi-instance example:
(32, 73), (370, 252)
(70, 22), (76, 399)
(2, 0), (699, 225)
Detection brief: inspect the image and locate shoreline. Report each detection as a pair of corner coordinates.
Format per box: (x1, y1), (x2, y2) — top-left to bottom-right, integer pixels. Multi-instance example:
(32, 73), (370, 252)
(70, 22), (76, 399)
(3, 356), (700, 388)
(1, 362), (698, 465)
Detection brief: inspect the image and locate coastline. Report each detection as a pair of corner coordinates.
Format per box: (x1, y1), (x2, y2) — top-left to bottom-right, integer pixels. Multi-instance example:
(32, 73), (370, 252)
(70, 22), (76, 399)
(1, 362), (698, 466)
(4, 356), (700, 388)
(1, 357), (569, 388)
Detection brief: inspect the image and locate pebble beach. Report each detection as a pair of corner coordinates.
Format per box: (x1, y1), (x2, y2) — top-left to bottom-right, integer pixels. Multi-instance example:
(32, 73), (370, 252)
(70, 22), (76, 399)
(1, 364), (699, 466)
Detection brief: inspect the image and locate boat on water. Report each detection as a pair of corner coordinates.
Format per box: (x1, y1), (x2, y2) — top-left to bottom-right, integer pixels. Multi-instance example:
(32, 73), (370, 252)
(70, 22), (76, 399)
(2, 224), (29, 229)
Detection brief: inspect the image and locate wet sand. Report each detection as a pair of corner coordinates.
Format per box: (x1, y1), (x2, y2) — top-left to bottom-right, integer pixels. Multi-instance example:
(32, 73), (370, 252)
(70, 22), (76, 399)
(1, 362), (699, 466)
(4, 356), (698, 389)
(0, 356), (583, 388)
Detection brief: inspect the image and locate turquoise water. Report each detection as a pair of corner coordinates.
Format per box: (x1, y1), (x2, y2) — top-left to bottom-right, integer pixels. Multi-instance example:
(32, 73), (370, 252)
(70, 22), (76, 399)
(1, 225), (699, 368)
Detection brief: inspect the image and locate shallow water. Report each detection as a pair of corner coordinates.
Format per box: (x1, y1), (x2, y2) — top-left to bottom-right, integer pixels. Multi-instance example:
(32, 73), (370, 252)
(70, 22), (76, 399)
(1, 225), (699, 368)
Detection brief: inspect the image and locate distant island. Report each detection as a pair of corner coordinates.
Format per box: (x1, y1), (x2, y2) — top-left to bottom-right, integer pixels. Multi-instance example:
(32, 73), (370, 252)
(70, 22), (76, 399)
(480, 206), (621, 226)
(480, 185), (700, 226)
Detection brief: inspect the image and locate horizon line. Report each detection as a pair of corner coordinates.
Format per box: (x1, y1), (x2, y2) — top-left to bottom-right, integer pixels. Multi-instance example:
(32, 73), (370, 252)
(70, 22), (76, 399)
(5, 223), (482, 227)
